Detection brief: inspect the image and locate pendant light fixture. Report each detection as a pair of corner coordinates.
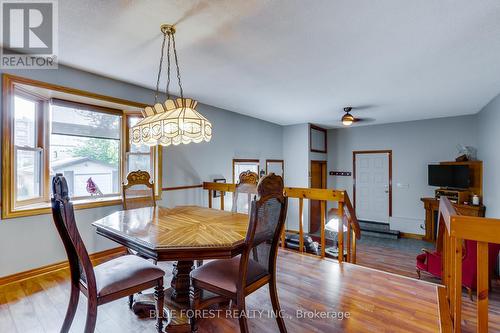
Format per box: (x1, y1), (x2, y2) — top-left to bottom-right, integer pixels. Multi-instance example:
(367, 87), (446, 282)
(131, 24), (212, 146)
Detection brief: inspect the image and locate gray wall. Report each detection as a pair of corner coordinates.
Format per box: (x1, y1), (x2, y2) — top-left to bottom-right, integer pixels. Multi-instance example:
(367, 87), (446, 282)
(327, 115), (478, 234)
(159, 102), (283, 209)
(477, 93), (500, 219)
(282, 124), (310, 232)
(0, 66), (282, 277)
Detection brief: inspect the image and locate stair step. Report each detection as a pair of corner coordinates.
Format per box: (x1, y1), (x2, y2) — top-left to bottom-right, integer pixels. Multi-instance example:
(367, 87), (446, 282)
(361, 230), (400, 240)
(356, 220), (400, 239)
(358, 220), (391, 232)
(360, 228), (400, 235)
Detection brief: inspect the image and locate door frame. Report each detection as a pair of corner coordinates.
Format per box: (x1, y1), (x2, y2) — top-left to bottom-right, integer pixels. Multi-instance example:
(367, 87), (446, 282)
(309, 160), (327, 233)
(232, 158), (260, 183)
(352, 150), (393, 218)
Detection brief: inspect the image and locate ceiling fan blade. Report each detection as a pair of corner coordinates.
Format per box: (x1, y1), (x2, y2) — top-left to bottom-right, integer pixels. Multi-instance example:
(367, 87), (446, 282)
(353, 117), (376, 123)
(351, 104), (378, 111)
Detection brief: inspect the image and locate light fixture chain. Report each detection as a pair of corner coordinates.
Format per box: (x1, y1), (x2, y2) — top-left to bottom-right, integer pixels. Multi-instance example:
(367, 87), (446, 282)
(171, 33), (184, 99)
(166, 33), (171, 100)
(154, 31), (167, 103)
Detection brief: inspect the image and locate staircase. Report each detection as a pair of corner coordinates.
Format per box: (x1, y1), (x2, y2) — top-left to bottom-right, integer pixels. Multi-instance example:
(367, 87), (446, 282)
(358, 220), (400, 239)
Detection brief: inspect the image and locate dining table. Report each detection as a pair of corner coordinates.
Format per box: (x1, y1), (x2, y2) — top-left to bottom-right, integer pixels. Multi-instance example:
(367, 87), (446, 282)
(92, 205), (249, 332)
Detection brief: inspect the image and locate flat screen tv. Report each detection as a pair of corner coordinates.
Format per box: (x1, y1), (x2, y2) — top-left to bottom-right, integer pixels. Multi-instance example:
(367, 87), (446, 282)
(428, 165), (470, 189)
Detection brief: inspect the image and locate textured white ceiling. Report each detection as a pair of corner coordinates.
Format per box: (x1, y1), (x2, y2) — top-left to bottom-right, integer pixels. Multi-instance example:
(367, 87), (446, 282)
(56, 0), (500, 127)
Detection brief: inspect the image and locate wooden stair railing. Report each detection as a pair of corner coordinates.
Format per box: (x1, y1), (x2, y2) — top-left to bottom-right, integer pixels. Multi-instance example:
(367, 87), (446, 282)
(343, 193), (361, 264)
(202, 182), (361, 263)
(438, 197), (500, 333)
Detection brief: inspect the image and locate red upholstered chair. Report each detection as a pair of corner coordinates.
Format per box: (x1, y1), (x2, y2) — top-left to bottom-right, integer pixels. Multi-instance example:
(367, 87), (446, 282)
(189, 173), (288, 333)
(416, 240), (500, 299)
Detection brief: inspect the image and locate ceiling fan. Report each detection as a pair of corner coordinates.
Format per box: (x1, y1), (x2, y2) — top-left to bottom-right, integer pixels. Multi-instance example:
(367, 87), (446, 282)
(341, 106), (374, 126)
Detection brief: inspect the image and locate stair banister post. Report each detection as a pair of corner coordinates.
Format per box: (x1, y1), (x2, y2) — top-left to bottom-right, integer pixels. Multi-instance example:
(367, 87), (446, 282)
(337, 201), (344, 263)
(346, 216), (351, 262)
(298, 198), (304, 253)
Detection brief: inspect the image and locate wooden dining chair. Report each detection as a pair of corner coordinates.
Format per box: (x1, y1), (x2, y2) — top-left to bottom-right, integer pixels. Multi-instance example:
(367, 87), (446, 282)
(122, 170), (159, 307)
(190, 173), (288, 333)
(231, 170), (258, 214)
(51, 174), (166, 333)
(122, 170), (156, 210)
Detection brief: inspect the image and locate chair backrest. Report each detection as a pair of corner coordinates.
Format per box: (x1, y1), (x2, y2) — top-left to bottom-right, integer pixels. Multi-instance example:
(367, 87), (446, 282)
(122, 170), (156, 210)
(461, 239), (500, 288)
(51, 174), (97, 297)
(237, 173), (287, 290)
(231, 171), (258, 214)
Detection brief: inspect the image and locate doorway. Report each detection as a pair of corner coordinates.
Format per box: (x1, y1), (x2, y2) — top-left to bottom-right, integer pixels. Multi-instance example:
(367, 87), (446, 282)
(353, 150), (392, 223)
(309, 160), (327, 234)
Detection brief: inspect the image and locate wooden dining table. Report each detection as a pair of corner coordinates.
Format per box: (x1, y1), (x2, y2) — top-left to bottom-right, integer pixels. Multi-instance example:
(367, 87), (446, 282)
(92, 205), (249, 332)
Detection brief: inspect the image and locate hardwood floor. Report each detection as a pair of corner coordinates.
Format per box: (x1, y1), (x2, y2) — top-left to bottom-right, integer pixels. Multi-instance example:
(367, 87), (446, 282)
(0, 249), (441, 333)
(355, 236), (500, 333)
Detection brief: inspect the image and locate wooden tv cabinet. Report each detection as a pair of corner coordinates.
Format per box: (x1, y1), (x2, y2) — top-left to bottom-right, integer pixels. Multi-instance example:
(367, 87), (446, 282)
(421, 160), (484, 242)
(420, 197), (486, 242)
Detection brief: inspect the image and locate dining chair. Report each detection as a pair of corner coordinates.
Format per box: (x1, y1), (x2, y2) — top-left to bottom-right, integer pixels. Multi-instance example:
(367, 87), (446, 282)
(51, 174), (166, 333)
(122, 170), (156, 210)
(122, 170), (159, 307)
(190, 173), (288, 333)
(231, 170), (258, 214)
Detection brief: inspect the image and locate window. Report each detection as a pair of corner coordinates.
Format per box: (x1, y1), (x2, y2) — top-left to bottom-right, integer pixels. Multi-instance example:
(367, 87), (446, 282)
(2, 74), (162, 218)
(126, 116), (152, 175)
(232, 159), (260, 183)
(310, 124), (327, 153)
(265, 159), (284, 177)
(50, 100), (121, 198)
(14, 94), (44, 203)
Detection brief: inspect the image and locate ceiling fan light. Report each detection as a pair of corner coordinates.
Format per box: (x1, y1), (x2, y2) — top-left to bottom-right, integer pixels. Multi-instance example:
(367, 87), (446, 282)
(342, 113), (354, 126)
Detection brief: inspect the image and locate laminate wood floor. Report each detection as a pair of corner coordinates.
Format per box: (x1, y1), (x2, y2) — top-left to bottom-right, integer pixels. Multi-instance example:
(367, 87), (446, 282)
(0, 249), (440, 333)
(356, 236), (500, 333)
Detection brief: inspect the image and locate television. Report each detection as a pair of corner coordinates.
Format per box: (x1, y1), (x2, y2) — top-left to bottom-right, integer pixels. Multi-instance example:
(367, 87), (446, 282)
(428, 165), (470, 189)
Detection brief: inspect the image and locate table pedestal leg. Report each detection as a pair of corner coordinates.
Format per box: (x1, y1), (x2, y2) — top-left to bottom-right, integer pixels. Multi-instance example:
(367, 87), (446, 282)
(170, 260), (194, 304)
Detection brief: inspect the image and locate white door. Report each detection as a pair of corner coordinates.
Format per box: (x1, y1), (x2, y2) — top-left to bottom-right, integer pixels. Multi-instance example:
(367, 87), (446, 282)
(355, 153), (390, 223)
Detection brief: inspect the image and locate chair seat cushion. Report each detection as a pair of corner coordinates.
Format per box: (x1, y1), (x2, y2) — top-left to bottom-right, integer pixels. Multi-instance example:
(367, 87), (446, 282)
(190, 255), (268, 294)
(94, 255), (164, 297)
(416, 253), (428, 270)
(416, 251), (442, 278)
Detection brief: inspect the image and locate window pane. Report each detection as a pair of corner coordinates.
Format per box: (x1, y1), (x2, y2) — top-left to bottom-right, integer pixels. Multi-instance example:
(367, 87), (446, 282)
(16, 149), (41, 201)
(14, 95), (37, 147)
(127, 154), (151, 175)
(234, 162), (259, 181)
(310, 127), (326, 152)
(51, 104), (120, 140)
(50, 134), (120, 197)
(128, 117), (150, 153)
(266, 162), (284, 177)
